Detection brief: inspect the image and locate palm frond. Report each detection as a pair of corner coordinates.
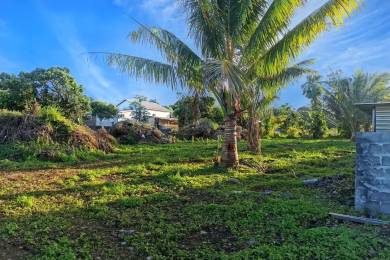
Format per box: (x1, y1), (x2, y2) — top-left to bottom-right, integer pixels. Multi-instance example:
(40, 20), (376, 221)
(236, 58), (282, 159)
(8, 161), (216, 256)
(256, 0), (361, 77)
(130, 26), (202, 70)
(246, 0), (304, 57)
(203, 58), (245, 114)
(244, 60), (314, 112)
(91, 52), (178, 88)
(259, 59), (316, 87)
(323, 70), (390, 135)
(182, 0), (225, 58)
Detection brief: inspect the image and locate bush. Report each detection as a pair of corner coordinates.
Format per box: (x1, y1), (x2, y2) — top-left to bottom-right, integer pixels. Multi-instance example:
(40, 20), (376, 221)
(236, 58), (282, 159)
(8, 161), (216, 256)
(286, 127), (302, 138)
(310, 109), (328, 139)
(111, 120), (171, 144)
(0, 107), (116, 156)
(177, 118), (218, 139)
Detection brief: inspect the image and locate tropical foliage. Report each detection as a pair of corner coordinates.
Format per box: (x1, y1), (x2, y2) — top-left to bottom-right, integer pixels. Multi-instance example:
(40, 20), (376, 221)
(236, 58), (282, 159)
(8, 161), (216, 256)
(172, 95), (223, 127)
(324, 71), (390, 137)
(130, 95), (151, 122)
(302, 74), (328, 138)
(91, 100), (118, 121)
(96, 0), (361, 167)
(245, 60), (314, 153)
(303, 70), (390, 138)
(0, 67), (90, 123)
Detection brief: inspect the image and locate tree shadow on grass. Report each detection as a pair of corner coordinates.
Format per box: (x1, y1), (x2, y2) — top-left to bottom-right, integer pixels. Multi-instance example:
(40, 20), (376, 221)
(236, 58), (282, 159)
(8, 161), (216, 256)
(0, 169), (387, 260)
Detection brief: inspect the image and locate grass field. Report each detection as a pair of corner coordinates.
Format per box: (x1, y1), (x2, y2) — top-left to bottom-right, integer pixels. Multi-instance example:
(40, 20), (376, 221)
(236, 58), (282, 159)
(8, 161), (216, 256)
(1, 139), (390, 259)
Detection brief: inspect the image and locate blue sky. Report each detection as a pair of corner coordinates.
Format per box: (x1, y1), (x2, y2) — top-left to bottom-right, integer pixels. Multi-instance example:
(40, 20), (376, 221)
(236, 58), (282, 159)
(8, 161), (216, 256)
(0, 0), (389, 108)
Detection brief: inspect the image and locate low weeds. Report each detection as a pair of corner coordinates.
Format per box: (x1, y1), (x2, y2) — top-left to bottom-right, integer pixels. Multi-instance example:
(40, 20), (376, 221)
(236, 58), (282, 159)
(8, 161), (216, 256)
(0, 139), (389, 259)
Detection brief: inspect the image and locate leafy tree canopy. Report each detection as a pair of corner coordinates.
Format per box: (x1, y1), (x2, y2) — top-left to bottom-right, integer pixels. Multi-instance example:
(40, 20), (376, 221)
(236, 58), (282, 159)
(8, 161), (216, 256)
(130, 95), (150, 122)
(323, 70), (390, 138)
(91, 100), (118, 120)
(0, 67), (90, 123)
(172, 96), (224, 127)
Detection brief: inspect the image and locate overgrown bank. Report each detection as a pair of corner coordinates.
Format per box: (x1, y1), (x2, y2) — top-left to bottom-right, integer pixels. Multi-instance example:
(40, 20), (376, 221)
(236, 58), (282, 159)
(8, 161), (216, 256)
(0, 107), (116, 164)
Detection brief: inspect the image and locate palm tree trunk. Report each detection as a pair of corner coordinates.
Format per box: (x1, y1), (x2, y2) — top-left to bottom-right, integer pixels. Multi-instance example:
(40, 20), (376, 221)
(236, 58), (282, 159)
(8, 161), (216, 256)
(192, 93), (201, 124)
(221, 115), (239, 167)
(247, 116), (261, 154)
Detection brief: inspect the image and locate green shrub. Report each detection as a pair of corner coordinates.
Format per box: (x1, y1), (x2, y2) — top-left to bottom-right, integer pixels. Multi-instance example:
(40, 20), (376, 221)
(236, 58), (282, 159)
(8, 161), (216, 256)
(177, 118), (219, 139)
(15, 195), (36, 208)
(38, 106), (75, 140)
(286, 127), (302, 138)
(0, 109), (23, 120)
(0, 107), (116, 162)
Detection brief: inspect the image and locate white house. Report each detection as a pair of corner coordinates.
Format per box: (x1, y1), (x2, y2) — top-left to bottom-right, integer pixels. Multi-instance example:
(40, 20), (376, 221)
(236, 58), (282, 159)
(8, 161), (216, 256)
(91, 99), (178, 130)
(117, 99), (172, 121)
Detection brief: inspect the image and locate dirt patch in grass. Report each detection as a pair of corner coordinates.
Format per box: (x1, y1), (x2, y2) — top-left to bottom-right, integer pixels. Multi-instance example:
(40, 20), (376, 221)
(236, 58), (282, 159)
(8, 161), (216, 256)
(0, 169), (79, 194)
(0, 241), (30, 259)
(313, 174), (354, 206)
(181, 225), (245, 253)
(180, 190), (234, 205)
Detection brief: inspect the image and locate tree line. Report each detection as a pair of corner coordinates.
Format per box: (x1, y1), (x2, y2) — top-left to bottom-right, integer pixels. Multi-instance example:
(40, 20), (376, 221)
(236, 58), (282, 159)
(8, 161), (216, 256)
(0, 67), (118, 123)
(95, 0), (362, 167)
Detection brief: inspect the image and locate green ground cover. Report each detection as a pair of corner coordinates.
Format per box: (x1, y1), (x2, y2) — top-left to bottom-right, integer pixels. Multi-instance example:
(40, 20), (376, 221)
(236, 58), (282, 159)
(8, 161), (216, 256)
(1, 139), (390, 259)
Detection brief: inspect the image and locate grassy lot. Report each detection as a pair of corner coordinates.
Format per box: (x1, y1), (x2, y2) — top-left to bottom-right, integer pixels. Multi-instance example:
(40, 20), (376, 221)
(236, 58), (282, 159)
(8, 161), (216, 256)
(1, 139), (390, 259)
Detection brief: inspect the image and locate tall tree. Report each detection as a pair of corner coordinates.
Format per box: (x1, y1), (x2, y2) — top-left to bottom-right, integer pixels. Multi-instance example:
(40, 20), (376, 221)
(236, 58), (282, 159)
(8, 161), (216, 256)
(96, 0), (361, 167)
(0, 73), (35, 111)
(130, 95), (151, 122)
(91, 100), (118, 125)
(172, 95), (222, 126)
(245, 61), (313, 153)
(323, 70), (390, 138)
(0, 68), (90, 123)
(302, 74), (323, 106)
(302, 74), (328, 138)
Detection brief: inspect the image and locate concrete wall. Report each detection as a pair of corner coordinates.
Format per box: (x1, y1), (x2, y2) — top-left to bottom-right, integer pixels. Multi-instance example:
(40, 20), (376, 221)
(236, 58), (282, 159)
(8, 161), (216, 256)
(355, 132), (390, 216)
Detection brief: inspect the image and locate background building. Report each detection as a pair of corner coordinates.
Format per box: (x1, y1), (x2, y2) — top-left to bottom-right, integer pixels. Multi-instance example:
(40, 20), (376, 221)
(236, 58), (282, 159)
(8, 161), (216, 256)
(89, 99), (178, 130)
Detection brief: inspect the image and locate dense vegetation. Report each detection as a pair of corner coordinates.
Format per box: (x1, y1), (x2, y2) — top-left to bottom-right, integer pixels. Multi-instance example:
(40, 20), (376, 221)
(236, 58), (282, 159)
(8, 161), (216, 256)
(100, 0), (361, 166)
(1, 140), (390, 259)
(1, 1), (389, 258)
(0, 107), (116, 164)
(0, 67), (91, 123)
(294, 71), (390, 139)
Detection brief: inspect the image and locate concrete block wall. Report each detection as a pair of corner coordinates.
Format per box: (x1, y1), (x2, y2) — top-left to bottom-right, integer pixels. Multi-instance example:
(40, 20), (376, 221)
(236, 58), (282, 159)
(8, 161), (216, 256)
(355, 132), (390, 216)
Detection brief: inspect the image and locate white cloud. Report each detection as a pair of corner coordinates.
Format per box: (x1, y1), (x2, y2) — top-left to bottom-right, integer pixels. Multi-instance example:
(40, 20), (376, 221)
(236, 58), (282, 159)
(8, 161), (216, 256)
(112, 0), (135, 12)
(278, 0), (390, 108)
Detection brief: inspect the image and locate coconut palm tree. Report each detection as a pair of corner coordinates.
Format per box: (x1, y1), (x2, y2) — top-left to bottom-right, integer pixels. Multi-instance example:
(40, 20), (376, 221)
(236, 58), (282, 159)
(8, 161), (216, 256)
(302, 74), (324, 107)
(245, 60), (314, 154)
(96, 0), (360, 167)
(323, 70), (390, 138)
(301, 74), (329, 138)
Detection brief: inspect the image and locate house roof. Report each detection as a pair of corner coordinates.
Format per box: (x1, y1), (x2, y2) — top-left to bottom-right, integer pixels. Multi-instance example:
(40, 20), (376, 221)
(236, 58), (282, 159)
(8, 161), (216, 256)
(117, 99), (171, 113)
(355, 102), (390, 111)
